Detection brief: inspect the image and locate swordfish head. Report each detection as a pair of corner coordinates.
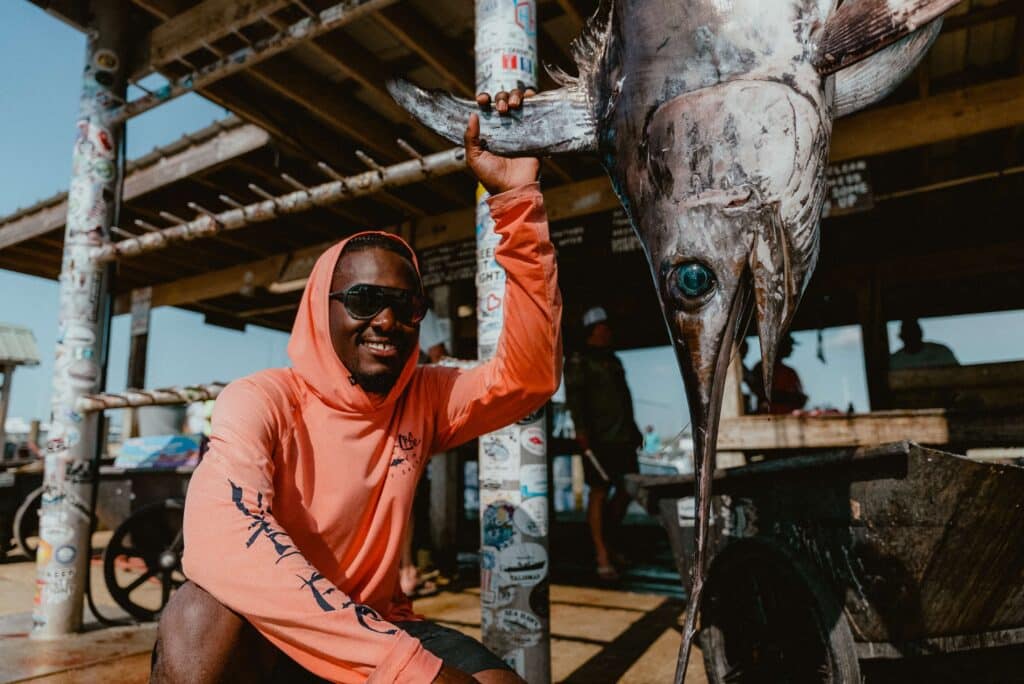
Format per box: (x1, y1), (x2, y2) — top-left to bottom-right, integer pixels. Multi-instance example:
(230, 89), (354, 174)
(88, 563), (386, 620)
(388, 0), (955, 677)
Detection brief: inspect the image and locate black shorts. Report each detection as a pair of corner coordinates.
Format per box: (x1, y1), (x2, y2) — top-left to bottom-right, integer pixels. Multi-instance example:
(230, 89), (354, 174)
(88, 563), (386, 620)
(582, 443), (639, 490)
(271, 620), (511, 681)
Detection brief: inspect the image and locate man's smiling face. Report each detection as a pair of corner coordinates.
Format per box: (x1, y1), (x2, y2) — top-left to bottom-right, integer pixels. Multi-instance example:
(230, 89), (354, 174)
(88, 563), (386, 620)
(330, 247), (420, 396)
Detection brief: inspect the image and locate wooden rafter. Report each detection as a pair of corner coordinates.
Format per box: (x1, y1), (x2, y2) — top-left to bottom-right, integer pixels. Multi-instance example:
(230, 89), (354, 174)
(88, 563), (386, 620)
(0, 123), (270, 250)
(132, 0), (292, 78)
(831, 74), (1024, 161)
(375, 5), (475, 97)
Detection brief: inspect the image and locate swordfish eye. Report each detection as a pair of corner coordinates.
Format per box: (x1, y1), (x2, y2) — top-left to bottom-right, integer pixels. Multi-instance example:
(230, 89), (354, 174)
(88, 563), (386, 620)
(675, 262), (716, 299)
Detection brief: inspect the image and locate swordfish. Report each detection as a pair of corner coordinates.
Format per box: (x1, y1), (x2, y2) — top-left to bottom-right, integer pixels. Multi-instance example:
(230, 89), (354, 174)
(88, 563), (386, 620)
(389, 0), (956, 679)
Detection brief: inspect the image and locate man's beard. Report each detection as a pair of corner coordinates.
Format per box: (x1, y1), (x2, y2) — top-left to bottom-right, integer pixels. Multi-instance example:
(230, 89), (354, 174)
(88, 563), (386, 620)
(352, 370), (399, 396)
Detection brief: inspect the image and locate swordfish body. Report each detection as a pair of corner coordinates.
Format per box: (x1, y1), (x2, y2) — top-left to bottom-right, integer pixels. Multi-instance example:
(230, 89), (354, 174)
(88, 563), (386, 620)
(389, 0), (955, 679)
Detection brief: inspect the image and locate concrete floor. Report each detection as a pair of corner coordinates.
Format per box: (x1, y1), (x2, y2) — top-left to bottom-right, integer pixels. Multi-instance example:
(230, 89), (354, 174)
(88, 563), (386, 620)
(0, 536), (706, 683)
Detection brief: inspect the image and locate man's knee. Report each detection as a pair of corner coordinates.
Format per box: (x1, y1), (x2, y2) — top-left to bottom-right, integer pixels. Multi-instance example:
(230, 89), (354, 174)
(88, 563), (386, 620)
(150, 582), (248, 683)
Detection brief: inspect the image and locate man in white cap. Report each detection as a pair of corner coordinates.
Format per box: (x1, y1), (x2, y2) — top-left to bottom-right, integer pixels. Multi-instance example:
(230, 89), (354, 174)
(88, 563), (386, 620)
(564, 306), (642, 580)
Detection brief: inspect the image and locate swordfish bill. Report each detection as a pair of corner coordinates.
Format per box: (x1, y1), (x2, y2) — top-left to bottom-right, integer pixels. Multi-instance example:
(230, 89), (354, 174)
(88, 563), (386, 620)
(390, 0), (954, 680)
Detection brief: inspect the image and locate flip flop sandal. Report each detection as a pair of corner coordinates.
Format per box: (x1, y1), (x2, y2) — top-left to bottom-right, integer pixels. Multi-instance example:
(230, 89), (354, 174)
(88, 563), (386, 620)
(597, 565), (621, 581)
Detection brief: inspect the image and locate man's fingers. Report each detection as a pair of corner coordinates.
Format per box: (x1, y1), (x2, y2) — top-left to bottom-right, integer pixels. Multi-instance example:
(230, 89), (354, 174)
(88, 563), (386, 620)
(524, 88), (537, 98)
(464, 112), (481, 157)
(476, 93), (491, 107)
(508, 89), (522, 109)
(494, 90), (509, 114)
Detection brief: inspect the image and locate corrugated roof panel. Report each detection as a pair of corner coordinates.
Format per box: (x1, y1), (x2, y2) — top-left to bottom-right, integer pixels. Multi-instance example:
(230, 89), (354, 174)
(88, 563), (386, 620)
(0, 324), (41, 366)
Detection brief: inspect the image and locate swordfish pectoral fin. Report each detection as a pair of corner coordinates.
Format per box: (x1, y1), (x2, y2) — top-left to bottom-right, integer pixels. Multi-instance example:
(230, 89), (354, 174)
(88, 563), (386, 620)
(832, 18), (942, 117)
(814, 0), (958, 75)
(386, 80), (598, 156)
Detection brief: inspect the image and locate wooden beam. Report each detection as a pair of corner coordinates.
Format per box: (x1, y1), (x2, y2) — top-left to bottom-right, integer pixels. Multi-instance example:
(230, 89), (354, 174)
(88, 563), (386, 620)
(133, 0), (291, 78)
(889, 360), (1024, 391)
(112, 251), (293, 314)
(717, 410), (1024, 450)
(831, 75), (1024, 161)
(375, 5), (475, 97)
(0, 124), (270, 251)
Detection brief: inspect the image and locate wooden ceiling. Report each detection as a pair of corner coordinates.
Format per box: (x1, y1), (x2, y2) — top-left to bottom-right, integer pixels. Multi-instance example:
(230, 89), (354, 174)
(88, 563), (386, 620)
(2, 0), (1022, 341)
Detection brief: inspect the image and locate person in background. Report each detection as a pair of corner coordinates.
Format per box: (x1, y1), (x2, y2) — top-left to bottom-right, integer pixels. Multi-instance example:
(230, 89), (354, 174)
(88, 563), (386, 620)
(565, 306), (642, 581)
(642, 425), (661, 454)
(418, 307), (448, 364)
(889, 318), (959, 370)
(751, 334), (808, 414)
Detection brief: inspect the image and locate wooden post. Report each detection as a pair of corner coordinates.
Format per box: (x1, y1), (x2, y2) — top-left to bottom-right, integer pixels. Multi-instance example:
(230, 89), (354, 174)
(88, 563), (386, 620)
(34, 0), (129, 638)
(475, 1), (551, 679)
(0, 364), (13, 446)
(125, 287), (152, 439)
(427, 283), (459, 566)
(716, 350), (746, 468)
(858, 272), (890, 411)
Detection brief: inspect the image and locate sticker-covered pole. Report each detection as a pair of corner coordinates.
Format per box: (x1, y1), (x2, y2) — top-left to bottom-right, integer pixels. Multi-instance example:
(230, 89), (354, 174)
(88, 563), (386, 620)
(474, 2), (550, 680)
(33, 1), (128, 638)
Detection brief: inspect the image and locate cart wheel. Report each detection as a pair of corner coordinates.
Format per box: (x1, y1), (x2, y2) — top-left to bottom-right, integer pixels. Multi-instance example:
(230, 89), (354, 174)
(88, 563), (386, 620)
(698, 543), (860, 683)
(14, 486), (43, 558)
(103, 498), (185, 622)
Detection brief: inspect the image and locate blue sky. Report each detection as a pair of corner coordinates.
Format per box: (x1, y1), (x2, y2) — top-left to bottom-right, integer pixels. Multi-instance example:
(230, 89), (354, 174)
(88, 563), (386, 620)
(2, 2), (1022, 439)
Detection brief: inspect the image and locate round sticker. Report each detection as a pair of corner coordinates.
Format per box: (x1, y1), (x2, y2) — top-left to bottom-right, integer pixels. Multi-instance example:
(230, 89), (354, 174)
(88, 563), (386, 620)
(55, 545), (76, 564)
(93, 49), (119, 71)
(497, 608), (543, 647)
(520, 426), (545, 455)
(513, 497), (548, 537)
(482, 501), (517, 550)
(498, 542), (548, 587)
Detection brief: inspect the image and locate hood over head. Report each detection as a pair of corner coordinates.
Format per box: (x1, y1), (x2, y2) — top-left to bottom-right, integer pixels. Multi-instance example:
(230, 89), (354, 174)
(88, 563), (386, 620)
(287, 231), (422, 414)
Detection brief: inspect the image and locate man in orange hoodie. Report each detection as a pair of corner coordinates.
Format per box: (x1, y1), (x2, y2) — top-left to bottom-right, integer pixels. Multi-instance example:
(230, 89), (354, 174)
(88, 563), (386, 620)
(152, 91), (560, 684)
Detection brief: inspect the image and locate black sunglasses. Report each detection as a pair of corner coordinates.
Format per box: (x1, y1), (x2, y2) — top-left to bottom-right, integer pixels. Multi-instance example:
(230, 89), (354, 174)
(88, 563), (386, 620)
(328, 284), (427, 324)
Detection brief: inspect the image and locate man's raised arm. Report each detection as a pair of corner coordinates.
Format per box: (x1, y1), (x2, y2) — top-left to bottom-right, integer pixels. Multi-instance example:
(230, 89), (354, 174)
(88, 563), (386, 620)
(426, 106), (563, 452)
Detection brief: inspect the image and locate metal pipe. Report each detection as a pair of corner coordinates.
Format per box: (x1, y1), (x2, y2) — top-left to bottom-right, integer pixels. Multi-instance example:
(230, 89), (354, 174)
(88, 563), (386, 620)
(76, 383), (225, 413)
(35, 0), (129, 638)
(94, 146), (466, 262)
(109, 0), (400, 124)
(473, 1), (551, 680)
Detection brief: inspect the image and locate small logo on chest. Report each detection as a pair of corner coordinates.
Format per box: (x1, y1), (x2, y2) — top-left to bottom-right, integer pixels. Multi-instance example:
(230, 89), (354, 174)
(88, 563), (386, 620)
(389, 431), (422, 476)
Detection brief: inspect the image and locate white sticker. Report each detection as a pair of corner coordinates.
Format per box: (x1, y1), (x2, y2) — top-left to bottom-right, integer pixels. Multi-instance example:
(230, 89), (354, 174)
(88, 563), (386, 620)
(497, 608), (543, 647)
(514, 497), (548, 537)
(519, 463), (548, 498)
(520, 426), (545, 456)
(480, 432), (519, 483)
(499, 542), (548, 586)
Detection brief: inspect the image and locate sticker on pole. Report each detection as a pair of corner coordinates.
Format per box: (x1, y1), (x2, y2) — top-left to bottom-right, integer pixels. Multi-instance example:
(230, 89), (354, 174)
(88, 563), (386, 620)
(480, 545), (499, 605)
(519, 463), (547, 498)
(513, 497), (548, 537)
(498, 542), (547, 586)
(497, 609), (542, 647)
(482, 501), (518, 550)
(520, 426), (545, 456)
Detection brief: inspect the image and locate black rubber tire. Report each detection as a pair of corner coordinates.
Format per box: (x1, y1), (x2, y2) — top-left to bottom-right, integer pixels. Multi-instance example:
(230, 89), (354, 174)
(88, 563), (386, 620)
(13, 486), (43, 558)
(698, 541), (861, 684)
(102, 498), (185, 622)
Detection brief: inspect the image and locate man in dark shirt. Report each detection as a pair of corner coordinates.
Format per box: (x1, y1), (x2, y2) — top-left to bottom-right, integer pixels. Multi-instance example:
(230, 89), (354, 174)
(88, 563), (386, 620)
(564, 307), (642, 580)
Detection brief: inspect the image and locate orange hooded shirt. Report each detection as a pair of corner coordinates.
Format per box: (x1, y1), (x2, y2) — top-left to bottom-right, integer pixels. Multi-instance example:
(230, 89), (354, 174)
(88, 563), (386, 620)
(181, 183), (561, 683)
